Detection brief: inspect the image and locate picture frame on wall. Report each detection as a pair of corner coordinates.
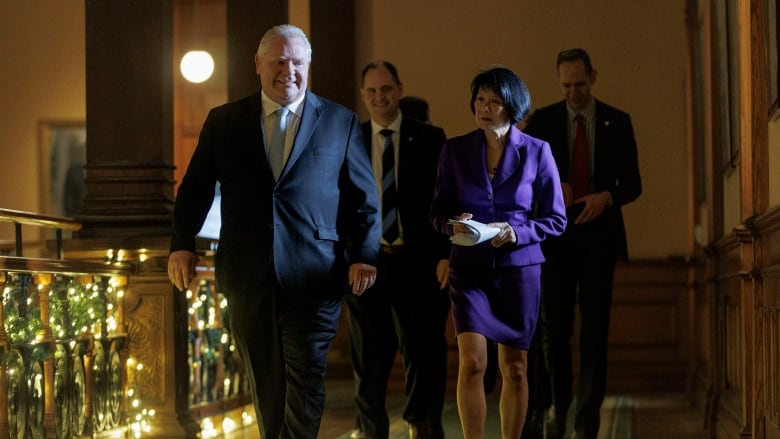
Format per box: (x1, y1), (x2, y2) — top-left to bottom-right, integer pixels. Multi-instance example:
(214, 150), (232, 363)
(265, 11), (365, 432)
(769, 0), (780, 120)
(716, 0), (741, 171)
(38, 120), (86, 223)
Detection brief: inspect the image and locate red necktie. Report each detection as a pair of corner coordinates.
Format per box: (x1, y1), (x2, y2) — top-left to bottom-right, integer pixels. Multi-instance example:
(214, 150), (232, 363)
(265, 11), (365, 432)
(572, 114), (589, 199)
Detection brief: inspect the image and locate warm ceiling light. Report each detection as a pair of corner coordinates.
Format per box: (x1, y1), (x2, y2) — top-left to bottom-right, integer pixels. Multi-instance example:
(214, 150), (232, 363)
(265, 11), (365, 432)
(180, 50), (214, 83)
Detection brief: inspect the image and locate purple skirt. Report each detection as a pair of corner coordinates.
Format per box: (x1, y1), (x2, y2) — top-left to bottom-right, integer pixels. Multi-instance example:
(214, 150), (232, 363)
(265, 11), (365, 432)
(448, 264), (541, 350)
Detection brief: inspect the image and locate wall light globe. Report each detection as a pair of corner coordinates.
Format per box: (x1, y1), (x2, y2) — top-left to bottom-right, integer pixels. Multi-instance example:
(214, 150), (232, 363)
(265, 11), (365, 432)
(180, 50), (214, 83)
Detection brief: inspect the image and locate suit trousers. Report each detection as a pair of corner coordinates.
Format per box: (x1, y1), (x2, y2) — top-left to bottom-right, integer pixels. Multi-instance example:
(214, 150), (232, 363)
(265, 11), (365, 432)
(525, 326), (551, 410)
(227, 279), (341, 439)
(344, 251), (450, 438)
(540, 219), (617, 439)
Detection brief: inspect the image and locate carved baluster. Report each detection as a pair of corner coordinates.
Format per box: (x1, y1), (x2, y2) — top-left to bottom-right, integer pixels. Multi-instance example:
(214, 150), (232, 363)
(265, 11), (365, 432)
(214, 288), (226, 400)
(76, 275), (95, 438)
(111, 275), (128, 428)
(112, 276), (127, 336)
(34, 273), (57, 439)
(52, 276), (72, 439)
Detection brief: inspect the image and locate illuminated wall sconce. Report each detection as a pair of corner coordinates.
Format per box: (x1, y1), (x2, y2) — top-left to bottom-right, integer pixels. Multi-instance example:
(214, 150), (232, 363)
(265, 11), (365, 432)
(180, 50), (215, 83)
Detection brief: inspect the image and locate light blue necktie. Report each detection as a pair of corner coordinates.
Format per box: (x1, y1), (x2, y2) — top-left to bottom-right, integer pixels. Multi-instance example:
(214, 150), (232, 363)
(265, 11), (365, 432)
(268, 107), (289, 179)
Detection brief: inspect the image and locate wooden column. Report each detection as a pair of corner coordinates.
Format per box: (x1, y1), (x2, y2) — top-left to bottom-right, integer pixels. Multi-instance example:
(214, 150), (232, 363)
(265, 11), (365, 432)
(310, 0), (356, 109)
(80, 0), (176, 238)
(78, 2), (198, 438)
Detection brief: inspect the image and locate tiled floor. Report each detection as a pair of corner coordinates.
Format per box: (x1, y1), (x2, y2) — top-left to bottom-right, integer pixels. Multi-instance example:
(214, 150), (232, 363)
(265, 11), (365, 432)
(225, 378), (707, 439)
(631, 393), (708, 439)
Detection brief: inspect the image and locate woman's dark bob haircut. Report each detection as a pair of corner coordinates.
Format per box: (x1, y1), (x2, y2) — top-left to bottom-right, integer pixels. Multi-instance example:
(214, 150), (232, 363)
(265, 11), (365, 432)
(469, 66), (531, 125)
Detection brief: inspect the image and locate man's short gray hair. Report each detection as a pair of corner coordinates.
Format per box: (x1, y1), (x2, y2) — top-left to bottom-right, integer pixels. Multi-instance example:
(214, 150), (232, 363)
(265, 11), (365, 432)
(256, 24), (312, 61)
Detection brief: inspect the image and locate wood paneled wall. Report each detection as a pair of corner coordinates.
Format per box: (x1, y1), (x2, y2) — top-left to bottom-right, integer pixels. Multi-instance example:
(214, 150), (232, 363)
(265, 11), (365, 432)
(684, 0), (776, 437)
(607, 259), (692, 393)
(689, 207), (780, 438)
(756, 207), (780, 438)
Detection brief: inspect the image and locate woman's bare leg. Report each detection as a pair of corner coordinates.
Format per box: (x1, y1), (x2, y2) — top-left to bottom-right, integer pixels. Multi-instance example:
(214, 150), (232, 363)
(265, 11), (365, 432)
(498, 345), (529, 438)
(456, 332), (488, 439)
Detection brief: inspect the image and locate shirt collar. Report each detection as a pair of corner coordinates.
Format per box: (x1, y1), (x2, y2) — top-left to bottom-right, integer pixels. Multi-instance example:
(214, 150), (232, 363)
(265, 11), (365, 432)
(370, 111), (402, 137)
(261, 90), (306, 118)
(566, 97), (596, 122)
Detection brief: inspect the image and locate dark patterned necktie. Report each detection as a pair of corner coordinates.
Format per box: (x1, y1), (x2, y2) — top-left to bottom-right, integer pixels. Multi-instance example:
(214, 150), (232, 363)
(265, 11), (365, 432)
(572, 114), (589, 199)
(380, 129), (398, 244)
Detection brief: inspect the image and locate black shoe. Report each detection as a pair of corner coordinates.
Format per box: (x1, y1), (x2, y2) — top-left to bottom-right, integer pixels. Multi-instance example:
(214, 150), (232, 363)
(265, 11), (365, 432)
(521, 409), (544, 439)
(572, 426), (598, 439)
(544, 416), (566, 439)
(430, 423), (445, 439)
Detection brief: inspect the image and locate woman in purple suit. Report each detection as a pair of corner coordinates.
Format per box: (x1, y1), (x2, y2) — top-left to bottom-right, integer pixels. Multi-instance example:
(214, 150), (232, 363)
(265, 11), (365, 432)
(430, 66), (567, 438)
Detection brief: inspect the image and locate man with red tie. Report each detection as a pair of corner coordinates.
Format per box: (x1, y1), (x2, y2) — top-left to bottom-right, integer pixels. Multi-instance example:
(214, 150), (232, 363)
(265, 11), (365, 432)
(523, 48), (642, 439)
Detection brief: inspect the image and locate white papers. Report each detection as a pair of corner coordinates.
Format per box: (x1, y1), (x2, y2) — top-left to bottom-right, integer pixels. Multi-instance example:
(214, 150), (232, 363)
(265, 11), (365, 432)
(447, 219), (501, 246)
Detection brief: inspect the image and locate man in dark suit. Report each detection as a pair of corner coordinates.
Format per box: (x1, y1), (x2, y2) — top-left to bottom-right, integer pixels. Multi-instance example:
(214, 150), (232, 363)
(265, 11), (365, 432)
(523, 48), (642, 439)
(167, 24), (380, 439)
(344, 61), (451, 439)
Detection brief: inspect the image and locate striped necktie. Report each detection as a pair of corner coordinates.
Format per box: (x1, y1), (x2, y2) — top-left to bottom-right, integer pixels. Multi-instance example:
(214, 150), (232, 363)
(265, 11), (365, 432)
(380, 129), (398, 244)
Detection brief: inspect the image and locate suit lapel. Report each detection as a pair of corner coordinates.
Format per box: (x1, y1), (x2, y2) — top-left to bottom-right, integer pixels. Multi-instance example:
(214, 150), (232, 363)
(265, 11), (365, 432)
(593, 99), (609, 176)
(551, 101), (570, 181)
(280, 92), (322, 179)
(361, 123), (372, 157)
(464, 130), (490, 186)
(491, 126), (524, 187)
(397, 120), (416, 193)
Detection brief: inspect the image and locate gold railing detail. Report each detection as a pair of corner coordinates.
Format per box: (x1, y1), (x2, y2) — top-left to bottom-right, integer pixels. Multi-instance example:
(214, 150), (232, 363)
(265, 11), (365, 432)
(184, 270), (253, 435)
(1, 209), (129, 439)
(1, 209), (252, 439)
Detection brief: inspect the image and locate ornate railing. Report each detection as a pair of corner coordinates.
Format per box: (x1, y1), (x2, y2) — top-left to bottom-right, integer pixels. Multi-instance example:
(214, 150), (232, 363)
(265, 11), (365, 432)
(1, 268), (129, 439)
(0, 207), (133, 439)
(1, 209), (253, 439)
(184, 258), (253, 436)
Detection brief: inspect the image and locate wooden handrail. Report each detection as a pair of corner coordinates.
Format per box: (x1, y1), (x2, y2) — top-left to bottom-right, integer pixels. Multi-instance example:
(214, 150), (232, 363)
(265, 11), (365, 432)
(0, 208), (82, 259)
(0, 256), (130, 277)
(0, 208), (82, 231)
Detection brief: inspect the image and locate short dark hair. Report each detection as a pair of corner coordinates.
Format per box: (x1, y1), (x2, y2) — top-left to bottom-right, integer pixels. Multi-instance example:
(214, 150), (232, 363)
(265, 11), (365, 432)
(469, 66), (531, 125)
(556, 48), (593, 76)
(361, 61), (401, 86)
(399, 96), (430, 123)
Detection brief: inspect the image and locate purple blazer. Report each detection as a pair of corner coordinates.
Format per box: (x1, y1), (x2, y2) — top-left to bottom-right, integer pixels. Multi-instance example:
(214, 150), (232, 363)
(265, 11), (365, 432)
(430, 126), (567, 272)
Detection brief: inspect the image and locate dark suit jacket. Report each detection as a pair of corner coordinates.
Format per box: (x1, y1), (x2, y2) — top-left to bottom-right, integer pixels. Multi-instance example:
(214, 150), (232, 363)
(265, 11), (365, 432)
(362, 116), (450, 268)
(429, 126), (567, 273)
(524, 99), (641, 261)
(171, 91), (380, 299)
